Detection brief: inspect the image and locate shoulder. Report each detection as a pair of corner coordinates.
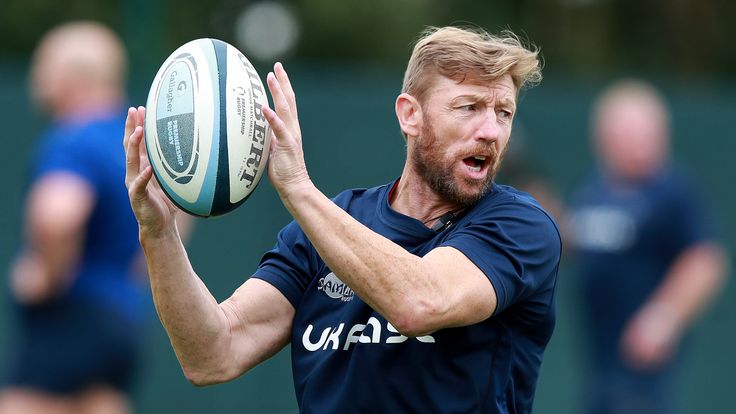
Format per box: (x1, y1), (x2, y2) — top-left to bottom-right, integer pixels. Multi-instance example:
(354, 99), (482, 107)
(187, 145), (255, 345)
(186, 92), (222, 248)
(653, 166), (700, 196)
(475, 184), (561, 239)
(36, 113), (122, 155)
(454, 184), (562, 262)
(568, 170), (605, 204)
(31, 112), (126, 185)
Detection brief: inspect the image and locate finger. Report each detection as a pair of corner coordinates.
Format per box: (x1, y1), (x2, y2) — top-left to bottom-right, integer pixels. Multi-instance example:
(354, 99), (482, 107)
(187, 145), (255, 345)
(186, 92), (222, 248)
(135, 106), (149, 164)
(136, 106), (146, 128)
(123, 107), (136, 149)
(274, 62), (297, 117)
(129, 165), (154, 205)
(125, 126), (144, 187)
(267, 71), (292, 119)
(262, 106), (289, 144)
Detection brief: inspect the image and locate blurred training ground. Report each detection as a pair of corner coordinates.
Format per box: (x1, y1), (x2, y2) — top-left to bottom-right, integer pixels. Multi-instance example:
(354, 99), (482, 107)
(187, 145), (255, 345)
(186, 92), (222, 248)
(1, 1), (734, 413)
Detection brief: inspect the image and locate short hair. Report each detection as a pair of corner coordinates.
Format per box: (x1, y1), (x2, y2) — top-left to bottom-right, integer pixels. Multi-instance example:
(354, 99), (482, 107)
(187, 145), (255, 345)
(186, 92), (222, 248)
(592, 79), (670, 132)
(402, 26), (542, 104)
(33, 21), (127, 89)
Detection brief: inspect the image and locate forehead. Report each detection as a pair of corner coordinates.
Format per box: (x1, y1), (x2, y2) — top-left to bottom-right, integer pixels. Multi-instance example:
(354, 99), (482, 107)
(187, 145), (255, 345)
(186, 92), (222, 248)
(426, 74), (517, 105)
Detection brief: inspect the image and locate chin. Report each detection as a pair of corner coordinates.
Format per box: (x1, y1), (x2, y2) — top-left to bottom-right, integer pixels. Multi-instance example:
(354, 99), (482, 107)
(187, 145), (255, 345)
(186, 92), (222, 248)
(447, 178), (494, 207)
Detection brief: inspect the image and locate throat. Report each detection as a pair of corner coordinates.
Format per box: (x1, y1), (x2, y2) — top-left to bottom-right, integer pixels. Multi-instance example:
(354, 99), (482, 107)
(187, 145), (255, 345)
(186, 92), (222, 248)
(390, 177), (463, 225)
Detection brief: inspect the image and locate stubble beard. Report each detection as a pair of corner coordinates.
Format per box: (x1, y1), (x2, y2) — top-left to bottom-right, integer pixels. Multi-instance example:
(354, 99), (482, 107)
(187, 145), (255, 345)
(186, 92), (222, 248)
(412, 120), (506, 207)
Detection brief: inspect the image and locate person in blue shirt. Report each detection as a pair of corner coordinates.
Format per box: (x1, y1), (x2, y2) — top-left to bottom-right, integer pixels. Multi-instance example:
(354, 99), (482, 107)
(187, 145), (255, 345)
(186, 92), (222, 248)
(0, 22), (147, 414)
(569, 80), (728, 414)
(124, 26), (561, 413)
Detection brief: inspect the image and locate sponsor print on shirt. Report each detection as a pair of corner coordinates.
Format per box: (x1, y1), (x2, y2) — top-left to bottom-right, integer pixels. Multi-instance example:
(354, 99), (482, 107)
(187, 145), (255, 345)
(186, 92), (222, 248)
(310, 273), (436, 351)
(302, 316), (435, 352)
(571, 206), (636, 252)
(317, 272), (355, 302)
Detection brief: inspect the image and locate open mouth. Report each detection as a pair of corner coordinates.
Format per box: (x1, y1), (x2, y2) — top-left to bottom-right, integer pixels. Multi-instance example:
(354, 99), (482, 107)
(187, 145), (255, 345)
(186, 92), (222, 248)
(462, 155), (490, 173)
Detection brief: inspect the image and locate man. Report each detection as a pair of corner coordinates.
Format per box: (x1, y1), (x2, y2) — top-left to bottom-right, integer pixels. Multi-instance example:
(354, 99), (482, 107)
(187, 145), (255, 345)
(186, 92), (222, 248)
(569, 80), (727, 414)
(0, 22), (146, 414)
(124, 26), (561, 413)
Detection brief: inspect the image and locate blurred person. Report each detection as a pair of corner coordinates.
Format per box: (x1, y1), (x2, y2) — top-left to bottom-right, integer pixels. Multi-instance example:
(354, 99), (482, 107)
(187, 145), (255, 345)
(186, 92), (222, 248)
(123, 26), (561, 413)
(0, 21), (147, 414)
(568, 80), (728, 414)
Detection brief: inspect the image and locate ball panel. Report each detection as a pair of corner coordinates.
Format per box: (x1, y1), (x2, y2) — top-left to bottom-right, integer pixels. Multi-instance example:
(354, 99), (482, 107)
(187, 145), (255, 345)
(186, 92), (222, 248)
(152, 60), (195, 180)
(225, 46), (271, 205)
(144, 38), (269, 217)
(209, 39), (234, 217)
(145, 39), (223, 216)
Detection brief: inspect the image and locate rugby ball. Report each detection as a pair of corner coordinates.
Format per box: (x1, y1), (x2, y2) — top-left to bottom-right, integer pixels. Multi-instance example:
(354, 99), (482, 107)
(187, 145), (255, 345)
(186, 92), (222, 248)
(144, 38), (271, 217)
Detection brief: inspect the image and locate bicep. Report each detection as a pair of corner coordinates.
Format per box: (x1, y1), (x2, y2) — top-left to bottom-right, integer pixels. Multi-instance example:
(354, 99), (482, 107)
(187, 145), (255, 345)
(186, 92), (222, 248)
(219, 278), (295, 375)
(422, 246), (497, 328)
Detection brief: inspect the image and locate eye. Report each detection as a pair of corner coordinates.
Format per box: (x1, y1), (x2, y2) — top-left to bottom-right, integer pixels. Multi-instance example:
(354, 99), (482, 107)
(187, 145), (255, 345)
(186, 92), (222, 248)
(455, 103), (478, 112)
(498, 109), (513, 120)
(458, 103), (477, 112)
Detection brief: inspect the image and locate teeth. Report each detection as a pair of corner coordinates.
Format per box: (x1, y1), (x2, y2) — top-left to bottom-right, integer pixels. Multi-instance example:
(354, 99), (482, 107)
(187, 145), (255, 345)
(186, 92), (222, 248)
(473, 156), (486, 161)
(468, 165), (481, 172)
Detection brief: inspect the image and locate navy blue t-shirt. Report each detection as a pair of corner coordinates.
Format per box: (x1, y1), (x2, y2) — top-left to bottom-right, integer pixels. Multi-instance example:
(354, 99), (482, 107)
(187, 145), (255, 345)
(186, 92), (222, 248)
(569, 167), (714, 361)
(26, 110), (147, 322)
(253, 181), (561, 413)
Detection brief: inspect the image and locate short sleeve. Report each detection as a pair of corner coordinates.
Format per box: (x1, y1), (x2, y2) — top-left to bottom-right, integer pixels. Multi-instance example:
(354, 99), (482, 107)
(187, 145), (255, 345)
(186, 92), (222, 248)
(666, 175), (717, 252)
(252, 220), (321, 308)
(442, 200), (561, 314)
(32, 129), (99, 188)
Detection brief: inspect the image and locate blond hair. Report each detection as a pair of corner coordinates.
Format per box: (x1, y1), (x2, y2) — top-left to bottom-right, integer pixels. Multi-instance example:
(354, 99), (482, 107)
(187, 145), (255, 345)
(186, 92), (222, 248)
(402, 26), (542, 103)
(592, 79), (670, 131)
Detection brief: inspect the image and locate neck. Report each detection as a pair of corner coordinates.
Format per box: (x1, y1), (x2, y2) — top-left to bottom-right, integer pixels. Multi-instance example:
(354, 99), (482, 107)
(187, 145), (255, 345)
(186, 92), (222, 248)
(390, 164), (462, 227)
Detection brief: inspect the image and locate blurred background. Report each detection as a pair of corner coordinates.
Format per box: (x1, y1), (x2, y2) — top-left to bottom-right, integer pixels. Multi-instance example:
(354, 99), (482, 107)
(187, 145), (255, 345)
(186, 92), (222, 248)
(0, 0), (734, 413)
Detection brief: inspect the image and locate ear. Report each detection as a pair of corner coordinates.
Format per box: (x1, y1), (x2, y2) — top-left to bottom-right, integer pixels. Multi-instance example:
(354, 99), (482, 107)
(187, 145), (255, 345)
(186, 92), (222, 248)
(395, 93), (422, 139)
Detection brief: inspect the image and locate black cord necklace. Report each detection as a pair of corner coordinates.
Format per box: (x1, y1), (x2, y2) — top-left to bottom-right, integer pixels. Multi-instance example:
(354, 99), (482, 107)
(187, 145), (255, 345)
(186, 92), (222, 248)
(422, 207), (466, 226)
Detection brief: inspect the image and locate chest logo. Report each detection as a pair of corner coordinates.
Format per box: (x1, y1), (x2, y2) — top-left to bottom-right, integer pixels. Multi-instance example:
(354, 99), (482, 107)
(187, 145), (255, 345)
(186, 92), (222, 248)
(317, 272), (355, 302)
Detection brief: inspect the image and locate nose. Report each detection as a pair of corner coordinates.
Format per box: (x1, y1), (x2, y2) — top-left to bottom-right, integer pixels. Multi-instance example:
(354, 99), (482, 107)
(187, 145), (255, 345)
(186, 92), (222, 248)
(475, 110), (502, 143)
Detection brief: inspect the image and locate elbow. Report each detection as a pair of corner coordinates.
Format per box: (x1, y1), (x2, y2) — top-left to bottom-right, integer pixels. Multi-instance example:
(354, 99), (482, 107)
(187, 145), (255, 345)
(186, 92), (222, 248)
(181, 363), (234, 387)
(389, 298), (447, 337)
(182, 366), (217, 387)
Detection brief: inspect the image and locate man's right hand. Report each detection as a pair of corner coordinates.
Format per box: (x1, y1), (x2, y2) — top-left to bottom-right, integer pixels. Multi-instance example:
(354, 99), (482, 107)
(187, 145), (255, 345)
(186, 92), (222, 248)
(123, 106), (180, 239)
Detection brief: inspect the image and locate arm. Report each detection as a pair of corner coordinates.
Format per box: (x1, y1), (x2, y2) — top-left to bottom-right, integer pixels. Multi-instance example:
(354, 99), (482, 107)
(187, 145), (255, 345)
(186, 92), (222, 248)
(11, 173), (94, 304)
(280, 184), (494, 337)
(263, 64), (496, 337)
(124, 107), (293, 385)
(620, 242), (728, 370)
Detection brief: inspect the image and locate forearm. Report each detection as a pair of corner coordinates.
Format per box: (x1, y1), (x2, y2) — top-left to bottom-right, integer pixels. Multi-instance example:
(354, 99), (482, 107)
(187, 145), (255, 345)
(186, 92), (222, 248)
(140, 223), (233, 382)
(282, 183), (445, 333)
(19, 173), (94, 300)
(642, 243), (728, 331)
(32, 230), (83, 289)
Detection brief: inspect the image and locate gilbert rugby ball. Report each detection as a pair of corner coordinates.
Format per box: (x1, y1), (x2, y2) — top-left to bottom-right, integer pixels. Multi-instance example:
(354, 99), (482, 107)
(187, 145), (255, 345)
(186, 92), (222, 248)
(145, 38), (270, 217)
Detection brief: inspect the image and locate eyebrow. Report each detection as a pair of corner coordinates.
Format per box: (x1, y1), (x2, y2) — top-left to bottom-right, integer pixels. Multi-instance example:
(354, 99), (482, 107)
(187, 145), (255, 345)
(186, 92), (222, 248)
(450, 94), (517, 110)
(497, 96), (517, 110)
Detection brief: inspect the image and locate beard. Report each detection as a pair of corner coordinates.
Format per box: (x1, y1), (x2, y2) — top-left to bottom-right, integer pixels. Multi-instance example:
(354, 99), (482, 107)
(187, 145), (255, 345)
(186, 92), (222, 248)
(411, 119), (506, 207)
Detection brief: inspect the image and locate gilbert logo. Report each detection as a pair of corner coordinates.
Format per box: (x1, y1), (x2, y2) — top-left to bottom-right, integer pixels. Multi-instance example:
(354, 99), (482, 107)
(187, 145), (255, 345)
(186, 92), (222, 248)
(317, 272), (354, 302)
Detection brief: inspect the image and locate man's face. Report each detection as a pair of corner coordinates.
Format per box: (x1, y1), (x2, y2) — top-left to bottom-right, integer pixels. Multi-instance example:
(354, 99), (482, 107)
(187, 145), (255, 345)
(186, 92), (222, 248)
(411, 74), (515, 206)
(596, 96), (668, 181)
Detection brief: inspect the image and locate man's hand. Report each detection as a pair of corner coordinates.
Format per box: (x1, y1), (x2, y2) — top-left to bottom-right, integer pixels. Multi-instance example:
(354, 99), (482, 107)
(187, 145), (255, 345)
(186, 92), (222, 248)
(262, 63), (312, 201)
(619, 302), (682, 371)
(10, 252), (56, 304)
(123, 106), (180, 239)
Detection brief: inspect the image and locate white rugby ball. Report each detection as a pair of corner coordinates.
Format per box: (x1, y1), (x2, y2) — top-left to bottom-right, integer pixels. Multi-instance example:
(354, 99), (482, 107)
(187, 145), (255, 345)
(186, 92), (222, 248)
(145, 38), (270, 217)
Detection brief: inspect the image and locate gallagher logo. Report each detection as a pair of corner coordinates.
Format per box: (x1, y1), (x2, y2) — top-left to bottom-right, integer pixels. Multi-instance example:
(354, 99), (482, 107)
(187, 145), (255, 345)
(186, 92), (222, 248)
(317, 272), (354, 302)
